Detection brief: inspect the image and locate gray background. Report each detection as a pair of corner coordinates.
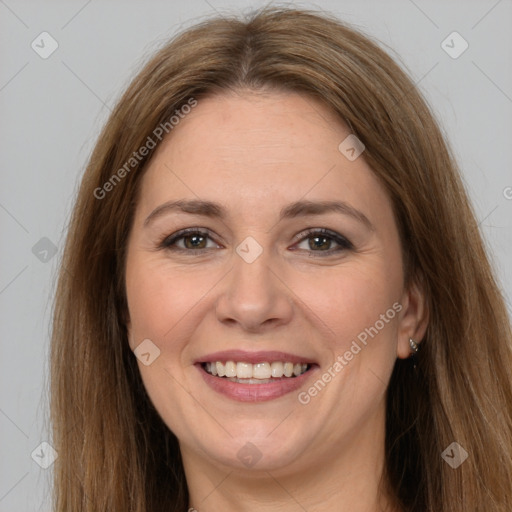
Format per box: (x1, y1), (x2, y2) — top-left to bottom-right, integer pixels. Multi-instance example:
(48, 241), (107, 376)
(1, 0), (511, 510)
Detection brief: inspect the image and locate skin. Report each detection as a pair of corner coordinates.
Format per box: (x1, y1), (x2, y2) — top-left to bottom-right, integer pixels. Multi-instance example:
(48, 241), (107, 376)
(125, 89), (428, 512)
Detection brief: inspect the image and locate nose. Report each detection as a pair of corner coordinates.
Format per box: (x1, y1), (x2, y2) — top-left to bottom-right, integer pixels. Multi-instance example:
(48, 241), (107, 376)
(214, 246), (294, 333)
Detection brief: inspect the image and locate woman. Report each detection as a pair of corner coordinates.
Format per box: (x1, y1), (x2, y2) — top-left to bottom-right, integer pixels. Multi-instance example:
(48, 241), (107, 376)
(50, 7), (512, 511)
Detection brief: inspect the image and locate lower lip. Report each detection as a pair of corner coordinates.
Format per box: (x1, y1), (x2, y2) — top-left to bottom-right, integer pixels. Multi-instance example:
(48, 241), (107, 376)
(196, 364), (318, 402)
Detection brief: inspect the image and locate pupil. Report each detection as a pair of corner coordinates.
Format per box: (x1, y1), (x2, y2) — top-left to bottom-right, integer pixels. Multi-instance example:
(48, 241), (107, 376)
(185, 235), (205, 249)
(183, 235), (332, 250)
(310, 236), (330, 250)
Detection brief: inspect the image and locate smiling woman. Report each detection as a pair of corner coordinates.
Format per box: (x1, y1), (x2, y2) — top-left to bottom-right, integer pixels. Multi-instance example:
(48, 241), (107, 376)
(50, 7), (512, 512)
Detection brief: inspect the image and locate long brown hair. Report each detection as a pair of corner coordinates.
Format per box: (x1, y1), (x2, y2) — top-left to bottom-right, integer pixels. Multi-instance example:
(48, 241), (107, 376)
(50, 7), (512, 511)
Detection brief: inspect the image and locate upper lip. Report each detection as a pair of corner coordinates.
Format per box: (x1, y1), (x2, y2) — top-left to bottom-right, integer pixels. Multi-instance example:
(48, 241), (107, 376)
(195, 350), (317, 365)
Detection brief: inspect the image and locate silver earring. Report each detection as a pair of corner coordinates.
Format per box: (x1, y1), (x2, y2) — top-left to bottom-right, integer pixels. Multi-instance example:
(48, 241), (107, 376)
(409, 338), (419, 371)
(409, 338), (419, 354)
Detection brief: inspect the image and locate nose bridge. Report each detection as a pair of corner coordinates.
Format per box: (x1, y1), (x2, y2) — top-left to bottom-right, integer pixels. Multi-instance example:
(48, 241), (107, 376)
(214, 235), (293, 330)
(233, 238), (273, 292)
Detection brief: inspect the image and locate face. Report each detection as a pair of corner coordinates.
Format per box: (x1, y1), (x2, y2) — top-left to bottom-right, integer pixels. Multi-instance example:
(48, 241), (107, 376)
(125, 90), (421, 476)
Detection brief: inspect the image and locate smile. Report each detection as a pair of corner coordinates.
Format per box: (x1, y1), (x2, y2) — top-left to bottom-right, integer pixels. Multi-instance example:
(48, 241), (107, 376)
(197, 355), (317, 402)
(203, 361), (310, 381)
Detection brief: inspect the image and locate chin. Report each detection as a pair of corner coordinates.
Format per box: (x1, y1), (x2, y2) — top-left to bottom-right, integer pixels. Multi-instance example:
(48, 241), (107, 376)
(184, 422), (315, 473)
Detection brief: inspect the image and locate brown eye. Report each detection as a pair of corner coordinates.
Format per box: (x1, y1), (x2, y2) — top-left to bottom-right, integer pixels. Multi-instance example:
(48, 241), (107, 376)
(182, 234), (208, 249)
(160, 229), (220, 252)
(293, 228), (353, 256)
(308, 235), (332, 251)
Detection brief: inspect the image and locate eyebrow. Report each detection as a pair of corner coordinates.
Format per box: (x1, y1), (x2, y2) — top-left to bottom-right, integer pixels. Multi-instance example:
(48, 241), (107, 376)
(143, 198), (375, 231)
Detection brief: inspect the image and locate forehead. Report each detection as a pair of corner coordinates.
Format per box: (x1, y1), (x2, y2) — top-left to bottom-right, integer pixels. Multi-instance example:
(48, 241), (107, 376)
(136, 90), (391, 223)
(160, 90), (349, 165)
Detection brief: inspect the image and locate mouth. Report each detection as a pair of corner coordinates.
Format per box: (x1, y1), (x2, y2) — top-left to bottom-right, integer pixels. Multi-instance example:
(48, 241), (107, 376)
(202, 361), (311, 383)
(195, 351), (318, 402)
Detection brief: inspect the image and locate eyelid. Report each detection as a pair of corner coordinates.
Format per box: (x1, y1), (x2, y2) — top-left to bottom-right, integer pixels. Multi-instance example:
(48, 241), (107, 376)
(159, 226), (354, 255)
(160, 227), (222, 250)
(291, 227), (350, 244)
(290, 227), (354, 253)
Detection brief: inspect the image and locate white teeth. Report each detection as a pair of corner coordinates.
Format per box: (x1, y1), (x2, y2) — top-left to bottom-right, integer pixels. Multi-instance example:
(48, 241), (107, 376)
(270, 361), (284, 378)
(224, 361), (236, 377)
(283, 362), (294, 377)
(236, 362), (253, 379)
(204, 361), (309, 379)
(253, 362), (271, 379)
(216, 361), (226, 377)
(227, 377), (274, 384)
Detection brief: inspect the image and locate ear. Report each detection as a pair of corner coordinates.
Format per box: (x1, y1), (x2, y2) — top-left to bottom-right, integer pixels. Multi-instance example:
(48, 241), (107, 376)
(396, 276), (429, 359)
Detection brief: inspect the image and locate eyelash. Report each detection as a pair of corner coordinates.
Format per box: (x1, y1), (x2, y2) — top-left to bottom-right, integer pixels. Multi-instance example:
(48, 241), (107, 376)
(158, 227), (354, 257)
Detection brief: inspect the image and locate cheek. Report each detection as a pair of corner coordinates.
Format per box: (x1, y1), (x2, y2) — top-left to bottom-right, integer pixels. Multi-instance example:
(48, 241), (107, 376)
(126, 254), (403, 352)
(125, 253), (218, 352)
(291, 258), (402, 352)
